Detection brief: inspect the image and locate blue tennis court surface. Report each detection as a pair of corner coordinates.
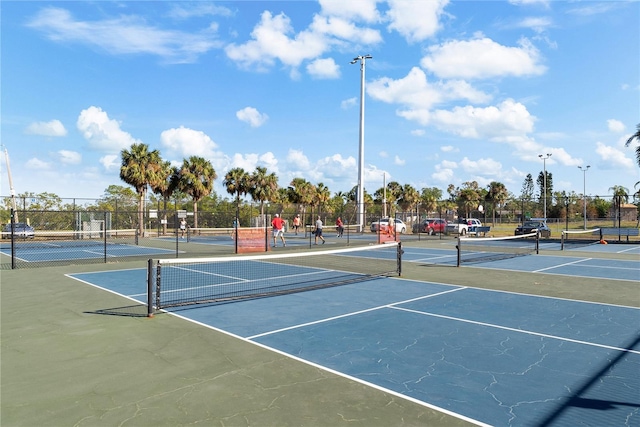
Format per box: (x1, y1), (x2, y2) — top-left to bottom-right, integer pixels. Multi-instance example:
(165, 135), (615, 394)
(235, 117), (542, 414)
(69, 248), (640, 426)
(0, 242), (175, 262)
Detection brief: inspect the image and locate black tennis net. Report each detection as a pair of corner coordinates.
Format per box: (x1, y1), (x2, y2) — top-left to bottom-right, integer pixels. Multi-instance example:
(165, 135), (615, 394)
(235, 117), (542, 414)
(147, 242), (402, 315)
(0, 229), (137, 250)
(561, 229), (601, 250)
(457, 233), (538, 266)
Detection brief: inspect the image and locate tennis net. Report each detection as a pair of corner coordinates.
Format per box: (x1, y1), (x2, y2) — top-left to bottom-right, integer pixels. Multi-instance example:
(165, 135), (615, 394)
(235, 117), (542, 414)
(186, 227), (237, 242)
(457, 233), (538, 266)
(561, 229), (601, 250)
(147, 241), (402, 314)
(0, 229), (137, 249)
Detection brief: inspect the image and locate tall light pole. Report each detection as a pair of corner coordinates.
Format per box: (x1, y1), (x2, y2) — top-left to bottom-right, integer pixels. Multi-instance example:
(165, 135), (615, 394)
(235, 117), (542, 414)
(351, 54), (372, 232)
(578, 165), (590, 229)
(538, 153), (552, 220)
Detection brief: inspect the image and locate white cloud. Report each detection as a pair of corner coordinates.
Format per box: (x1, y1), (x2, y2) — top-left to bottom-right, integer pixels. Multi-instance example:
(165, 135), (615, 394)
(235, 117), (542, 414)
(57, 150), (81, 165)
(316, 153), (356, 180)
(595, 142), (634, 169)
(318, 0), (380, 22)
(25, 157), (51, 170)
(225, 11), (329, 70)
(341, 97), (357, 109)
(259, 152), (279, 173)
(399, 99), (536, 142)
(516, 17), (553, 33)
(459, 157), (502, 176)
(160, 125), (218, 158)
(310, 15), (382, 45)
(607, 119), (625, 133)
(286, 149), (311, 171)
(368, 67), (491, 111)
(411, 129), (425, 136)
(25, 119), (67, 137)
(229, 153), (259, 172)
(441, 160), (458, 169)
(236, 107), (269, 127)
(421, 36), (547, 79)
(99, 154), (119, 171)
(393, 156), (405, 166)
(432, 163), (455, 184)
(509, 0), (550, 6)
(385, 0), (449, 43)
(306, 57), (340, 79)
(27, 7), (221, 64)
(167, 4), (233, 19)
(441, 145), (459, 153)
(77, 106), (142, 153)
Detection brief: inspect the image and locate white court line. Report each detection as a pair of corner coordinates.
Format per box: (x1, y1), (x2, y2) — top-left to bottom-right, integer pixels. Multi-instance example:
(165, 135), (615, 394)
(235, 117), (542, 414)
(616, 245), (640, 254)
(534, 258), (591, 273)
(246, 286), (467, 340)
(390, 305), (640, 355)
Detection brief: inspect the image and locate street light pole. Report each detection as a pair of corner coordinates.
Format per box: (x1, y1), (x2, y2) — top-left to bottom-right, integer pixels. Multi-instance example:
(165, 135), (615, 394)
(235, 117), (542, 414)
(351, 54), (372, 232)
(578, 165), (590, 230)
(538, 153), (552, 220)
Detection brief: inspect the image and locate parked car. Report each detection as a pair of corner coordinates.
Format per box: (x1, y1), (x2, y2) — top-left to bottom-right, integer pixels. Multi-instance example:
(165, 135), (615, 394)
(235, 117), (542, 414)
(370, 218), (407, 234)
(445, 218), (482, 235)
(2, 222), (35, 239)
(412, 218), (447, 235)
(515, 220), (551, 238)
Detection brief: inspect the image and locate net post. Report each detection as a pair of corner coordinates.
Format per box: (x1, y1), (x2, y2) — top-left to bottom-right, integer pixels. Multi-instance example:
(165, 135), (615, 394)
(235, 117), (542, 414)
(103, 221), (107, 263)
(397, 242), (402, 276)
(561, 231), (565, 251)
(456, 235), (461, 267)
(147, 259), (155, 318)
(535, 232), (540, 254)
(10, 208), (16, 269)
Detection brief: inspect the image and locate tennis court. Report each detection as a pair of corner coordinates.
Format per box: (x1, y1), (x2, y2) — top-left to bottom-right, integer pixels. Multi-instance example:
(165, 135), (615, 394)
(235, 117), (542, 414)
(0, 237), (176, 262)
(65, 242), (640, 426)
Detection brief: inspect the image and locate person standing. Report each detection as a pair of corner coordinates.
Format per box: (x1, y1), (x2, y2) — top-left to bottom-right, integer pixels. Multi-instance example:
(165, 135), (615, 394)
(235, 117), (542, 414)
(335, 217), (344, 237)
(292, 214), (301, 235)
(179, 218), (187, 238)
(271, 213), (286, 247)
(314, 215), (325, 245)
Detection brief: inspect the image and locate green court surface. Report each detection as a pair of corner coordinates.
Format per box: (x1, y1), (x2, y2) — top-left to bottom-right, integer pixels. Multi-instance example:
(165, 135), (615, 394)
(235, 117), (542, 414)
(1, 241), (638, 426)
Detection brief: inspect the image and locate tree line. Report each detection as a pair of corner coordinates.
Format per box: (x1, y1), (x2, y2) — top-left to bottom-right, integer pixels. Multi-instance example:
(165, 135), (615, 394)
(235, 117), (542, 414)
(3, 139), (639, 231)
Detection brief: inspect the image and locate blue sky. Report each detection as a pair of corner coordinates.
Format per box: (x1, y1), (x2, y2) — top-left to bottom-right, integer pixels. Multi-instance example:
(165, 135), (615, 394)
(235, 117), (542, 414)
(1, 0), (638, 202)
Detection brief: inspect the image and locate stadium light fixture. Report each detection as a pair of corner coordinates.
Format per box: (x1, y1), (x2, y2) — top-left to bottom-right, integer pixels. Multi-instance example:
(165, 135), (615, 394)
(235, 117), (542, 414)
(538, 153), (552, 220)
(351, 54), (372, 232)
(578, 165), (590, 229)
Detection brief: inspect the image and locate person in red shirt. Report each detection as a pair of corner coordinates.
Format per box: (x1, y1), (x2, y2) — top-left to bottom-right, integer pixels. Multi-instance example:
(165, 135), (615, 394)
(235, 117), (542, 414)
(335, 217), (344, 237)
(271, 213), (286, 247)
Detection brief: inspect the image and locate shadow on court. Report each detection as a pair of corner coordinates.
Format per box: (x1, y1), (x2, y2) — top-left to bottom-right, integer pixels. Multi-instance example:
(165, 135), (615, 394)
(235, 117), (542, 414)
(538, 333), (640, 426)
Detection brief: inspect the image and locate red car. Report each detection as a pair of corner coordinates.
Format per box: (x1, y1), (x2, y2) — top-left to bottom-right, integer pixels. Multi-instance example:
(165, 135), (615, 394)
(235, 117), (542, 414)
(412, 218), (447, 235)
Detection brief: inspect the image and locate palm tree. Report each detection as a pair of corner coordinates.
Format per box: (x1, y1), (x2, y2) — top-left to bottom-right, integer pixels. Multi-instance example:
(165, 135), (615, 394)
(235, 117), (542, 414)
(119, 143), (162, 236)
(289, 178), (314, 219)
(398, 184), (419, 218)
(487, 181), (508, 225)
(609, 185), (629, 203)
(149, 160), (179, 235)
(314, 183), (331, 215)
(625, 123), (640, 189)
(223, 167), (250, 226)
(177, 156), (216, 229)
(249, 167), (278, 225)
(625, 123), (640, 167)
(420, 187), (442, 216)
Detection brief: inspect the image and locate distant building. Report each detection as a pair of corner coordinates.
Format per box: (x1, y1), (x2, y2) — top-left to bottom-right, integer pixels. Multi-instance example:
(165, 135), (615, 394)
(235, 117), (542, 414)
(609, 203), (638, 222)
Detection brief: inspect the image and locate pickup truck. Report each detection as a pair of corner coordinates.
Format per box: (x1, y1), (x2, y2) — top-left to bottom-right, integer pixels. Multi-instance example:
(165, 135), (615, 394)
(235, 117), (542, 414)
(445, 218), (482, 236)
